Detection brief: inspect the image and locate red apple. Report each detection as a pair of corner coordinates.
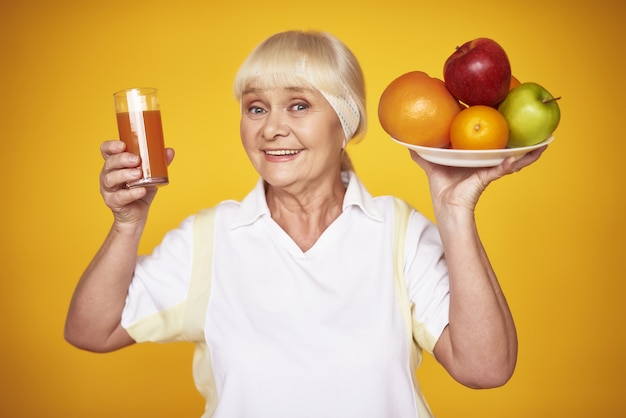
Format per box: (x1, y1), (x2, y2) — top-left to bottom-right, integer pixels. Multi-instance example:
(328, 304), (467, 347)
(443, 38), (512, 107)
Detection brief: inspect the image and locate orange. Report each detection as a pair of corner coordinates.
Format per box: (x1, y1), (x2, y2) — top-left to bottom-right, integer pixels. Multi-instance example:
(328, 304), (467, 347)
(378, 71), (461, 148)
(509, 75), (521, 90)
(450, 105), (509, 150)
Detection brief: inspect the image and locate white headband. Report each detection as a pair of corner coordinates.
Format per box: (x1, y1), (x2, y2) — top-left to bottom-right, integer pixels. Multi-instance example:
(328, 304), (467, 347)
(320, 89), (360, 148)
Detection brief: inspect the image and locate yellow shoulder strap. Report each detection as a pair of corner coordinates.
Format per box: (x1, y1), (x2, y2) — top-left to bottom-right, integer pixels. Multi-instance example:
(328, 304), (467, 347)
(392, 197), (413, 342)
(188, 207), (219, 417)
(183, 207), (217, 339)
(392, 197), (434, 418)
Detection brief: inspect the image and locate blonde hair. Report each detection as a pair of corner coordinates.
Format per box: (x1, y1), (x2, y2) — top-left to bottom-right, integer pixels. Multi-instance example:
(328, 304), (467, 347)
(234, 30), (367, 164)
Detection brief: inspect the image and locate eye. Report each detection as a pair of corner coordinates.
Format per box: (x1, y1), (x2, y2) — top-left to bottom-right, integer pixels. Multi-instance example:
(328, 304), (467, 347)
(245, 104), (267, 118)
(291, 102), (309, 112)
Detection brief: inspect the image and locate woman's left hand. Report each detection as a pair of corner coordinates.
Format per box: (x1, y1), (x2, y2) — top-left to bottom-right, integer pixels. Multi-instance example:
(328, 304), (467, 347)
(412, 146), (547, 388)
(410, 146), (547, 214)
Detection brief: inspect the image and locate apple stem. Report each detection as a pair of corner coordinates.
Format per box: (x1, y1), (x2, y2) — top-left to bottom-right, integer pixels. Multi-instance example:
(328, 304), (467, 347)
(543, 96), (562, 104)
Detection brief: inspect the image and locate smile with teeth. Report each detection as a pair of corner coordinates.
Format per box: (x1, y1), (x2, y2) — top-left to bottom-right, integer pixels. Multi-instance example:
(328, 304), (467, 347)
(264, 149), (301, 156)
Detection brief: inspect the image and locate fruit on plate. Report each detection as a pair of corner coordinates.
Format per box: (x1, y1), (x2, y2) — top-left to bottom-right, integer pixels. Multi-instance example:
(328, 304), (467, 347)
(378, 71), (462, 148)
(450, 105), (509, 150)
(443, 38), (512, 107)
(509, 75), (521, 90)
(498, 82), (561, 147)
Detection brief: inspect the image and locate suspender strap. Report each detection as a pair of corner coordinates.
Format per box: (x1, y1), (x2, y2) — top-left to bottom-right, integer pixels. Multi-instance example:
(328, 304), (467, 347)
(189, 207), (219, 417)
(392, 197), (434, 418)
(185, 208), (217, 340)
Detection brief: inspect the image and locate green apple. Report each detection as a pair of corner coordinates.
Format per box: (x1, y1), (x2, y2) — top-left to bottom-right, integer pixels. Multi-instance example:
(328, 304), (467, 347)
(498, 82), (561, 147)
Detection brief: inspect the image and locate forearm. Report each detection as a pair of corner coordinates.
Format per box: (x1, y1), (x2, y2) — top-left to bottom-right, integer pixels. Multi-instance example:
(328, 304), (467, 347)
(434, 208), (517, 388)
(64, 222), (144, 352)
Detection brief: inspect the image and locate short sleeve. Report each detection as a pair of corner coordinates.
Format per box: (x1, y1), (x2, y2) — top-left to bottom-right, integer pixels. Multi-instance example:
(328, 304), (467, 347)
(121, 215), (195, 341)
(404, 211), (450, 353)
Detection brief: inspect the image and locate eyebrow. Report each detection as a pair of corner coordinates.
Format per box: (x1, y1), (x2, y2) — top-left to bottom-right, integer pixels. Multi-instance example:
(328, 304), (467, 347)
(242, 86), (309, 96)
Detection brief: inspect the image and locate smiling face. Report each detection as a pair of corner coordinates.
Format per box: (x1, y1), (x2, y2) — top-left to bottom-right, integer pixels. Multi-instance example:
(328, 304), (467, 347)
(240, 84), (345, 192)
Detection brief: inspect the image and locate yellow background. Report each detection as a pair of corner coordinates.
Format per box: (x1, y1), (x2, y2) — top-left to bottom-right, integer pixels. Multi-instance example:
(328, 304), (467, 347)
(2, 0), (624, 416)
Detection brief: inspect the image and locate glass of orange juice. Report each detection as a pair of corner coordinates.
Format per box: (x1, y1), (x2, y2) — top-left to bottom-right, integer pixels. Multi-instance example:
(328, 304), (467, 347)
(113, 87), (169, 188)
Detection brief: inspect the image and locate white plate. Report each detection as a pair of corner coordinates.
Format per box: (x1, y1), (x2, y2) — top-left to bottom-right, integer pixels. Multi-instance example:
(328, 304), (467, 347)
(391, 135), (554, 167)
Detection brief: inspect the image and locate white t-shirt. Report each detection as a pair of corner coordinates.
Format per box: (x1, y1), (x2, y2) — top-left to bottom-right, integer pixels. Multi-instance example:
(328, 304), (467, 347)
(122, 172), (450, 418)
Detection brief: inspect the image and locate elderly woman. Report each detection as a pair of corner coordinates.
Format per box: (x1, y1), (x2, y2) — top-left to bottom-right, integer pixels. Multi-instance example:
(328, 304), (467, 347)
(65, 30), (545, 417)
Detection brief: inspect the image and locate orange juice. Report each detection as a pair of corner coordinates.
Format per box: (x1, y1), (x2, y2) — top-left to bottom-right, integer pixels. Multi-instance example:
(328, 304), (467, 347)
(116, 109), (168, 187)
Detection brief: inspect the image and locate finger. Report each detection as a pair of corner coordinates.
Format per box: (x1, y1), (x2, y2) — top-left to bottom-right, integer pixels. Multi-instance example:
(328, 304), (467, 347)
(502, 145), (547, 173)
(103, 152), (141, 176)
(100, 140), (126, 159)
(102, 168), (143, 192)
(100, 156), (141, 194)
(409, 150), (436, 174)
(107, 186), (149, 212)
(165, 147), (175, 166)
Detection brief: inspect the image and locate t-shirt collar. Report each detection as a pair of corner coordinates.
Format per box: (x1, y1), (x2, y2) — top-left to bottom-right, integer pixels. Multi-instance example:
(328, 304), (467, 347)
(230, 171), (383, 229)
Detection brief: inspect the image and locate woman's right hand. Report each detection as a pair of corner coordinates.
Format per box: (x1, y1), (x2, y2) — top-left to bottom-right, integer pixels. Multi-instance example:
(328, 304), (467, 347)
(99, 140), (175, 227)
(64, 140), (175, 352)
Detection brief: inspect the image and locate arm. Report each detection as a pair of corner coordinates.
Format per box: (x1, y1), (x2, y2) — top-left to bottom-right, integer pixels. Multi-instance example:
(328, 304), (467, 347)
(412, 147), (546, 388)
(64, 140), (175, 353)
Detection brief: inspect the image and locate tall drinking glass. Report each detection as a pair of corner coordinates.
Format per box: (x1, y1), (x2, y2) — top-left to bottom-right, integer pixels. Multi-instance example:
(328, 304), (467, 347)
(113, 87), (168, 188)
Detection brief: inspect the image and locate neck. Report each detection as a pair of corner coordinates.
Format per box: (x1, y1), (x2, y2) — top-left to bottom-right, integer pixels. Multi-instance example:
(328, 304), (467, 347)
(266, 173), (346, 252)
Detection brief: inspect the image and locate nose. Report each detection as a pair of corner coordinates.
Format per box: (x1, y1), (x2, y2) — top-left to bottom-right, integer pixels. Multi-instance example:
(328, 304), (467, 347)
(262, 109), (290, 140)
